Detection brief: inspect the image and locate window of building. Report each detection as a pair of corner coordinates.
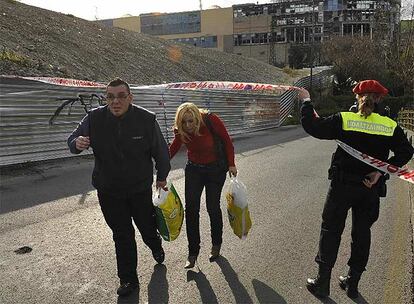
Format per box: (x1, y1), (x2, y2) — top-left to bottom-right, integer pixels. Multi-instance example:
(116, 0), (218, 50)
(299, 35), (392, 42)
(363, 24), (371, 36)
(234, 34), (242, 46)
(174, 35), (217, 48)
(286, 28), (295, 42)
(141, 12), (201, 35)
(343, 24), (352, 35)
(242, 34), (251, 44)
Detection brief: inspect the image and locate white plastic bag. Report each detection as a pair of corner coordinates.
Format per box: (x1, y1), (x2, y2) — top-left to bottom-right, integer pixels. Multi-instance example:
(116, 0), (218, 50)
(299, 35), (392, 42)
(228, 177), (248, 208)
(226, 177), (252, 239)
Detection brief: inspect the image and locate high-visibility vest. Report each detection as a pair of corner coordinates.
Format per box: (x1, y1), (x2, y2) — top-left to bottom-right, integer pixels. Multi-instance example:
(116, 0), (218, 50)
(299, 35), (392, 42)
(340, 112), (397, 137)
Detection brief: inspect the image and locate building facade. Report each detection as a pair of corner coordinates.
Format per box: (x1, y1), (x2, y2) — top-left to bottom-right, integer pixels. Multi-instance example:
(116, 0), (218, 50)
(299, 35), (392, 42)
(100, 0), (400, 66)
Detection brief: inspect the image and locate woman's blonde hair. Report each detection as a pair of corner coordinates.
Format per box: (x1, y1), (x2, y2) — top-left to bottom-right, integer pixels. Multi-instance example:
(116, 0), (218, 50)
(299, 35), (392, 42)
(357, 93), (377, 118)
(174, 102), (208, 143)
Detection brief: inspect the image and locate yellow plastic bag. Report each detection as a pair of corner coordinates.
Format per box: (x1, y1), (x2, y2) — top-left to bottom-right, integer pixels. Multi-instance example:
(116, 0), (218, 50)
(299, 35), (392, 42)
(153, 182), (184, 241)
(226, 177), (252, 239)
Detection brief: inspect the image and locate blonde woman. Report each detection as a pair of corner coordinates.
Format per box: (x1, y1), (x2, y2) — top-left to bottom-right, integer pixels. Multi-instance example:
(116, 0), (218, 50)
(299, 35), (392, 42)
(169, 102), (237, 268)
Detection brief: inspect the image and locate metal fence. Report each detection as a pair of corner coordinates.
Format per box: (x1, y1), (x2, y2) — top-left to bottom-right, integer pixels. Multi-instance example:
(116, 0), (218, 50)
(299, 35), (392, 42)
(0, 69), (333, 166)
(398, 108), (414, 132)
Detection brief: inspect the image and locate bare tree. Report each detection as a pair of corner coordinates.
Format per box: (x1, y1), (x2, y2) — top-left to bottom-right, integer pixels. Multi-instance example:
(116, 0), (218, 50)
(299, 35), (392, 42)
(389, 3), (414, 94)
(322, 36), (387, 83)
(322, 2), (414, 95)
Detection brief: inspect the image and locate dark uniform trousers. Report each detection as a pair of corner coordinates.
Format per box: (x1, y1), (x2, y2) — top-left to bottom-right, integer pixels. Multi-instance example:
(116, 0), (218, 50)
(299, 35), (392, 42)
(185, 163), (227, 256)
(316, 180), (380, 273)
(97, 189), (161, 284)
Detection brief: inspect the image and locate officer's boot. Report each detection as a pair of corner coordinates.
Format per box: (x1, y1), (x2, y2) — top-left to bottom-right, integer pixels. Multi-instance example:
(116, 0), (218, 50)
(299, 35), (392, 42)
(306, 265), (332, 298)
(339, 268), (362, 299)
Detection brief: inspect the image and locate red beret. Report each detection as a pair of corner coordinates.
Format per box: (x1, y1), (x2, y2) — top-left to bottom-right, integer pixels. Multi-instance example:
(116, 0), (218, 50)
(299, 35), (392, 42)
(352, 80), (388, 96)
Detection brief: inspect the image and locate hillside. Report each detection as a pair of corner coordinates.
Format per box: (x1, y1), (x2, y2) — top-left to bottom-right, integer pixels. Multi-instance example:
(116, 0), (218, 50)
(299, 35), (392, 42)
(0, 0), (298, 85)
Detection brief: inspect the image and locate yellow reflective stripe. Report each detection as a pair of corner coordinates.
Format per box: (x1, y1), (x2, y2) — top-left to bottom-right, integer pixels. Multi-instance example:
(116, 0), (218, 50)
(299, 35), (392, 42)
(341, 112), (397, 136)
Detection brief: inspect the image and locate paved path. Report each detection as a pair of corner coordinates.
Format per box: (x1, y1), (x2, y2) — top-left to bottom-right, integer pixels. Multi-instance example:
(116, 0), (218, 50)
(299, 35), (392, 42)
(0, 126), (412, 303)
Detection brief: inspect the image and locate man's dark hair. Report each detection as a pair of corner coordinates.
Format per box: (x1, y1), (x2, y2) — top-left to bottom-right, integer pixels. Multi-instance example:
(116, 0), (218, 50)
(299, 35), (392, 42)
(106, 78), (130, 94)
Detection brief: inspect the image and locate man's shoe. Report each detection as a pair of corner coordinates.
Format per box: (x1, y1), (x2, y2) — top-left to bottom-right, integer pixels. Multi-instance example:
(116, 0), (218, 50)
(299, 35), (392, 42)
(209, 245), (221, 262)
(184, 255), (197, 269)
(152, 248), (165, 264)
(117, 282), (138, 297)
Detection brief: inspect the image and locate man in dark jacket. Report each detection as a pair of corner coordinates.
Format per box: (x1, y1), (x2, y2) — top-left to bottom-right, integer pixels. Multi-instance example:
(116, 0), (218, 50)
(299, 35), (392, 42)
(297, 80), (413, 299)
(67, 78), (171, 297)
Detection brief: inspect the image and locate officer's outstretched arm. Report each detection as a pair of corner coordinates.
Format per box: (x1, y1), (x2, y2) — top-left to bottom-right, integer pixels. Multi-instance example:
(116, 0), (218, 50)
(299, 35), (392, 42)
(298, 92), (340, 140)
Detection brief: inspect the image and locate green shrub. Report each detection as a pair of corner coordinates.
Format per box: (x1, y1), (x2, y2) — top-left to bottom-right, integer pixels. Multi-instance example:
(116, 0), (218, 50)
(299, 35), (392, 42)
(0, 49), (30, 66)
(282, 66), (301, 77)
(283, 95), (414, 125)
(312, 94), (414, 118)
(382, 96), (414, 118)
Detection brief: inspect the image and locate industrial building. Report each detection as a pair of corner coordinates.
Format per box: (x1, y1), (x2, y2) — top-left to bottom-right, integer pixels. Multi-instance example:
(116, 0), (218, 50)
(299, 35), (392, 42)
(100, 1), (401, 66)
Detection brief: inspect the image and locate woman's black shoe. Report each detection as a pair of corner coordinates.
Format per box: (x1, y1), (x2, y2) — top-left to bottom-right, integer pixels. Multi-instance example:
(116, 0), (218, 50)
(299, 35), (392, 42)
(184, 255), (197, 269)
(117, 282), (138, 297)
(209, 245), (221, 262)
(152, 248), (165, 264)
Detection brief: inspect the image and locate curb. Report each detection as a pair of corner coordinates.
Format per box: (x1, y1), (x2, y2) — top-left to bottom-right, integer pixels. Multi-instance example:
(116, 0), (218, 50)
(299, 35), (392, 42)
(404, 128), (414, 304)
(406, 129), (414, 241)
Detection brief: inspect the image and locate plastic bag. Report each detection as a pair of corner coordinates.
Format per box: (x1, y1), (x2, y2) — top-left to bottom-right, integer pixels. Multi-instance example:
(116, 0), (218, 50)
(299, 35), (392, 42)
(226, 177), (252, 239)
(153, 182), (184, 241)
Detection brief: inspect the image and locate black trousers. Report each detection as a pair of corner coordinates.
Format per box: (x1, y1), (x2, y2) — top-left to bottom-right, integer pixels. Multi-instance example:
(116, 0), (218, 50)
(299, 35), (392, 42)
(185, 163), (227, 256)
(315, 181), (380, 273)
(97, 189), (161, 284)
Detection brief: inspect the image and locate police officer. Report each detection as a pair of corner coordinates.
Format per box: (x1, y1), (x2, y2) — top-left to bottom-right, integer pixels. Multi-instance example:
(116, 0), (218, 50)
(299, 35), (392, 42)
(297, 80), (413, 299)
(67, 78), (171, 297)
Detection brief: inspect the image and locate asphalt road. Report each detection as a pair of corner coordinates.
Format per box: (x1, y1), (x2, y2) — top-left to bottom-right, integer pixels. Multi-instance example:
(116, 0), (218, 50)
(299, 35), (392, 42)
(0, 126), (413, 304)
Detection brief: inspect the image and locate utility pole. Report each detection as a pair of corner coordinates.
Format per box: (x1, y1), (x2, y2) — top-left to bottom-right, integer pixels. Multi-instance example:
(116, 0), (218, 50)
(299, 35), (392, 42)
(269, 15), (277, 65)
(199, 0), (202, 11)
(309, 0), (316, 92)
(94, 6), (99, 20)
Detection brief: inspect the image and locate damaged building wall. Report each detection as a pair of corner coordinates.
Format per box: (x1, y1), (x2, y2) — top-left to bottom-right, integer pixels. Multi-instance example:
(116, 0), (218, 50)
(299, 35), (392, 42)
(104, 0), (401, 66)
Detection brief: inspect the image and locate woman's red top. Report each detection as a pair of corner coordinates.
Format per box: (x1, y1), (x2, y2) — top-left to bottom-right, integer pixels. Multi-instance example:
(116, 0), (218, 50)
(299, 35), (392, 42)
(169, 113), (235, 166)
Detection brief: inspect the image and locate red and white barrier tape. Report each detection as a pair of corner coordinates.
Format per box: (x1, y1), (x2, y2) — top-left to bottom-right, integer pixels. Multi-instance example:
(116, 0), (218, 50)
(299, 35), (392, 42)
(136, 81), (297, 94)
(8, 77), (299, 93)
(336, 140), (414, 184)
(20, 76), (105, 87)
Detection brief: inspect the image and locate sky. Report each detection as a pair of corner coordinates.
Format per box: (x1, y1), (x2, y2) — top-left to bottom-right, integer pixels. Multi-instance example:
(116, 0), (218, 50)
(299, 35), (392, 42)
(18, 0), (268, 20)
(19, 0), (414, 20)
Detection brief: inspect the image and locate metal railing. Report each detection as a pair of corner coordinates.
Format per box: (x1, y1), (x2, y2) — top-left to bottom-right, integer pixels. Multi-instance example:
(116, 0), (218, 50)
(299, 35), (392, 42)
(398, 108), (414, 132)
(0, 69), (333, 166)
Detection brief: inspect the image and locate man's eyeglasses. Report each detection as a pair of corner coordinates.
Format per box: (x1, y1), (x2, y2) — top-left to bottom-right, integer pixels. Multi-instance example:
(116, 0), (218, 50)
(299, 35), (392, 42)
(106, 93), (130, 102)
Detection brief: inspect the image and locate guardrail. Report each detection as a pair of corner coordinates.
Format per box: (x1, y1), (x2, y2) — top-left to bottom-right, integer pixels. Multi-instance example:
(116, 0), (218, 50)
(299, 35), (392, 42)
(0, 69), (333, 166)
(398, 108), (414, 132)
